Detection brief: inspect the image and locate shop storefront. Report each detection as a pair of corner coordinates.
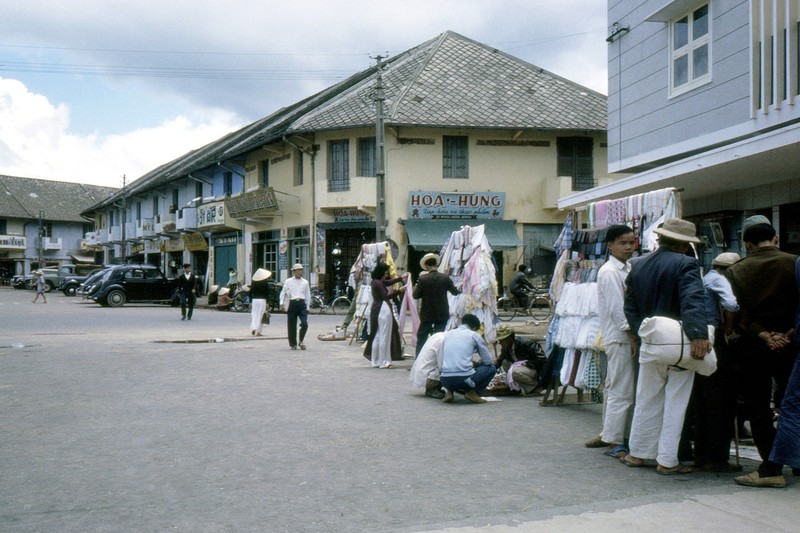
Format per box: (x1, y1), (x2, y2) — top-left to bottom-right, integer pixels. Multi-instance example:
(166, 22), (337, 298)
(317, 209), (376, 298)
(402, 191), (521, 287)
(0, 235), (26, 279)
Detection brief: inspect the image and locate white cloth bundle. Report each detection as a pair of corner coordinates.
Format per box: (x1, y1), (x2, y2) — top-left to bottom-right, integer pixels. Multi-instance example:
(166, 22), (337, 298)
(638, 316), (717, 376)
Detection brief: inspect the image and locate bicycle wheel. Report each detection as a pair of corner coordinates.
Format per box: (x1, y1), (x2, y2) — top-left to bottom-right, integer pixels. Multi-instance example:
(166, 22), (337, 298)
(308, 295), (324, 314)
(233, 292), (250, 313)
(528, 296), (553, 321)
(331, 296), (351, 315)
(496, 297), (517, 321)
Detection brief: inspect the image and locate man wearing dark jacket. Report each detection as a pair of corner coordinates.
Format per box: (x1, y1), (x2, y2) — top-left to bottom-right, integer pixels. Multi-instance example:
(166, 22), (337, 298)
(176, 263), (198, 321)
(621, 218), (711, 475)
(726, 215), (799, 487)
(413, 253), (459, 355)
(495, 324), (546, 395)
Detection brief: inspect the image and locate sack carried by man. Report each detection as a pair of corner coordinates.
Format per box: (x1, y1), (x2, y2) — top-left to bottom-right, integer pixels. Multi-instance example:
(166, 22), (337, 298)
(638, 316), (717, 376)
(261, 312), (270, 325)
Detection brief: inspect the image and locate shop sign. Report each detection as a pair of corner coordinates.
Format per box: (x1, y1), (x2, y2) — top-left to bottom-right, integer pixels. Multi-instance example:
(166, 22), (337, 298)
(407, 191), (505, 219)
(183, 232), (209, 251)
(159, 238), (185, 253)
(129, 242), (145, 254)
(225, 188), (279, 219)
(333, 209), (373, 223)
(197, 201), (226, 228)
(211, 232), (240, 247)
(0, 235), (26, 250)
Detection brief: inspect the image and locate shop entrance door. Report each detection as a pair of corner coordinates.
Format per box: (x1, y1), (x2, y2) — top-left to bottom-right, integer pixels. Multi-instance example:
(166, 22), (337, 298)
(214, 245), (236, 287)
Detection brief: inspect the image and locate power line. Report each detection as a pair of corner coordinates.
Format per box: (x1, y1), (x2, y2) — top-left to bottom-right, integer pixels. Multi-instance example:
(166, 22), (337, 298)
(0, 42), (370, 57)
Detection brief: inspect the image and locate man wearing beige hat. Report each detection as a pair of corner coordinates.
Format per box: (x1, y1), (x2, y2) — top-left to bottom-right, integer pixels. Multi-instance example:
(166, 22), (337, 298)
(280, 263), (311, 350)
(689, 252), (741, 472)
(412, 252), (459, 355)
(725, 215), (799, 487)
(249, 268), (273, 336)
(621, 218), (711, 475)
(494, 324), (546, 395)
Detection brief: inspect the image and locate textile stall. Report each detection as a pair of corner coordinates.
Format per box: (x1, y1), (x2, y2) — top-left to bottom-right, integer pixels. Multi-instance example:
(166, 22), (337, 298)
(347, 242), (418, 345)
(542, 187), (680, 405)
(437, 224), (500, 342)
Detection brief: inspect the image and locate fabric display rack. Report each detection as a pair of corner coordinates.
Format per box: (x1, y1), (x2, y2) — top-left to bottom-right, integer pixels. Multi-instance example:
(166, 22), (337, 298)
(541, 187), (680, 406)
(436, 224), (500, 343)
(346, 242), (400, 345)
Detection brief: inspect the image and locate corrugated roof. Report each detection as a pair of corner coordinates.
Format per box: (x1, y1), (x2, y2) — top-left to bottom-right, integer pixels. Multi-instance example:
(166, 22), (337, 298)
(0, 175), (117, 222)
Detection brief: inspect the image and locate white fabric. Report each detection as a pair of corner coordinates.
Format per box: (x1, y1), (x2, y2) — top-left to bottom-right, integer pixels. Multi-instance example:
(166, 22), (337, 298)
(597, 256), (631, 345)
(600, 342), (636, 444)
(371, 302), (394, 368)
(250, 298), (267, 334)
(638, 316), (717, 376)
(628, 362), (695, 468)
(409, 332), (445, 389)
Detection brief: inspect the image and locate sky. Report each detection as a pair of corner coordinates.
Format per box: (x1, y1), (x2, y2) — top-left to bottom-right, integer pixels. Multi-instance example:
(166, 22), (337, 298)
(0, 1), (609, 188)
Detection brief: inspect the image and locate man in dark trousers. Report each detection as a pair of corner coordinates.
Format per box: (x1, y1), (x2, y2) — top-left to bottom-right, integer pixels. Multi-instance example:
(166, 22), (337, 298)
(176, 263), (198, 321)
(725, 215), (799, 486)
(413, 253), (459, 355)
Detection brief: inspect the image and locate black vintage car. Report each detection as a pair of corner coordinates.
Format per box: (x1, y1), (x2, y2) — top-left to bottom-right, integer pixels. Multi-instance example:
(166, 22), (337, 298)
(91, 264), (178, 307)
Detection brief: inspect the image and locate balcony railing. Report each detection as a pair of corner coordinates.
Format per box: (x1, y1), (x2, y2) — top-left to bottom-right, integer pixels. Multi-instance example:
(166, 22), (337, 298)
(136, 218), (155, 239)
(155, 213), (176, 234)
(42, 237), (62, 250)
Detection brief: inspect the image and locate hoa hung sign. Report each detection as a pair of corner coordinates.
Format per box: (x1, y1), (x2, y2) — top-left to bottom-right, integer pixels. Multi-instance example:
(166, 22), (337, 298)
(407, 191), (505, 219)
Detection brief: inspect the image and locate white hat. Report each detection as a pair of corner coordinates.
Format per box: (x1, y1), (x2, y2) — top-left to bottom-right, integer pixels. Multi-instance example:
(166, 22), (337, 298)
(218, 287), (230, 296)
(653, 218), (700, 244)
(252, 268), (272, 281)
(291, 263), (304, 271)
(209, 284), (219, 293)
(712, 252), (741, 267)
(419, 253), (441, 270)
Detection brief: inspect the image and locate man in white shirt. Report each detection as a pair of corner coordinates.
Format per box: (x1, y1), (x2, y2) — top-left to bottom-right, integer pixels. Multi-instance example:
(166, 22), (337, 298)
(280, 263), (311, 350)
(585, 225), (637, 457)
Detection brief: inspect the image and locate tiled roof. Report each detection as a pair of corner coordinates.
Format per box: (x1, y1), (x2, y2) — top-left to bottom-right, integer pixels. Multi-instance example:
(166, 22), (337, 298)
(0, 175), (117, 222)
(83, 31), (607, 212)
(291, 31), (607, 131)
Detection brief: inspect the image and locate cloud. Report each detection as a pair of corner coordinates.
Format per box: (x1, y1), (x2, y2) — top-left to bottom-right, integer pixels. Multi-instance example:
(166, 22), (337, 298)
(0, 77), (244, 187)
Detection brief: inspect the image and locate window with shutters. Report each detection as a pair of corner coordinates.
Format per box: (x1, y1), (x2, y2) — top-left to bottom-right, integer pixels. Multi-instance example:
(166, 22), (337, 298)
(328, 140), (349, 191)
(557, 137), (594, 191)
(443, 136), (468, 179)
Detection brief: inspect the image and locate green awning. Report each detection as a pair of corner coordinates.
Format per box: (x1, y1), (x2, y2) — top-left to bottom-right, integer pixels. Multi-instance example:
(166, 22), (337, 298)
(403, 219), (522, 251)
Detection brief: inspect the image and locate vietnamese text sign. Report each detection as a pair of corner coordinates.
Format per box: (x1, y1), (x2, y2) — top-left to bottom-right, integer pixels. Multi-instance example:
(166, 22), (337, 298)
(407, 191), (505, 219)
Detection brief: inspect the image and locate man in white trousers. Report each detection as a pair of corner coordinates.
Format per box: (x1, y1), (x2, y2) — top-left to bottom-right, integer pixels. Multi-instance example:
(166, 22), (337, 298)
(585, 225), (637, 457)
(622, 218), (711, 475)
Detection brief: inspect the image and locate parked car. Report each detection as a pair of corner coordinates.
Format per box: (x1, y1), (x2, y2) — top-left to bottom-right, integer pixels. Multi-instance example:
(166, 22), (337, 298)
(60, 267), (106, 296)
(12, 263), (99, 292)
(90, 264), (178, 307)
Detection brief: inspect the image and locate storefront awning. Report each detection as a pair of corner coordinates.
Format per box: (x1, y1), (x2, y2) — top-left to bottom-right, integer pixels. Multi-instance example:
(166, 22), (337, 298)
(403, 219), (522, 251)
(70, 254), (96, 263)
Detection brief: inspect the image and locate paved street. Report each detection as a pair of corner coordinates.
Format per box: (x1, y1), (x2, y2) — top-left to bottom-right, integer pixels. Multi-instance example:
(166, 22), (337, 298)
(1, 287), (799, 532)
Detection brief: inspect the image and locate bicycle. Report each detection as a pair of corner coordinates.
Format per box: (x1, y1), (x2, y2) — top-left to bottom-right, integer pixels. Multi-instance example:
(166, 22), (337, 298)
(232, 280), (282, 313)
(308, 286), (351, 315)
(496, 287), (553, 322)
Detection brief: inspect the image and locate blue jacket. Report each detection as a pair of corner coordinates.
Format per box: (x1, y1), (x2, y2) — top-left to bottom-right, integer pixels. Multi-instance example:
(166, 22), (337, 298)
(624, 245), (708, 341)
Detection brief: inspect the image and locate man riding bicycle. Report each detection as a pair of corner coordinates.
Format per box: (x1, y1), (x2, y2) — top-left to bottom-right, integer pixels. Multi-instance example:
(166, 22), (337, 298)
(509, 264), (534, 308)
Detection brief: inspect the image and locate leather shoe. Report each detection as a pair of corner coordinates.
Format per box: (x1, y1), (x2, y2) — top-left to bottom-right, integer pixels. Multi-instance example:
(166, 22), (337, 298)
(464, 390), (487, 403)
(425, 389), (446, 400)
(442, 389), (454, 403)
(734, 471), (787, 488)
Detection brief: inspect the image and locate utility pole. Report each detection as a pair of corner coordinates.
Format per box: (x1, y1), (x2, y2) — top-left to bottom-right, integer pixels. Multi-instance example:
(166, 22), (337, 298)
(120, 174), (127, 263)
(373, 54), (387, 242)
(37, 210), (45, 269)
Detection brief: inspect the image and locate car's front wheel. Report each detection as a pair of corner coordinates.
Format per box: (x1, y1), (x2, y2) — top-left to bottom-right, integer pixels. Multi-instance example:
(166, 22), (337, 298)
(106, 290), (126, 307)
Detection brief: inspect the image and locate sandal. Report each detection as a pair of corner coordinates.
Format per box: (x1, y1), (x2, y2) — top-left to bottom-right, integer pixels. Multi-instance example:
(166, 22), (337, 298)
(620, 454), (644, 468)
(585, 435), (609, 448)
(604, 445), (629, 459)
(299, 343), (306, 350)
(656, 463), (694, 475)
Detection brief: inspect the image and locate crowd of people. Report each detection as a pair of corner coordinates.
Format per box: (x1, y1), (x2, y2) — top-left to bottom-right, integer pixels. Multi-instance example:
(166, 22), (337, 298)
(177, 214), (800, 488)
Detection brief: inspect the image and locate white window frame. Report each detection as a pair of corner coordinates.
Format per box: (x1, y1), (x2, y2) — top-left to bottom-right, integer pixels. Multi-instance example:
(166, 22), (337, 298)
(669, 3), (712, 97)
